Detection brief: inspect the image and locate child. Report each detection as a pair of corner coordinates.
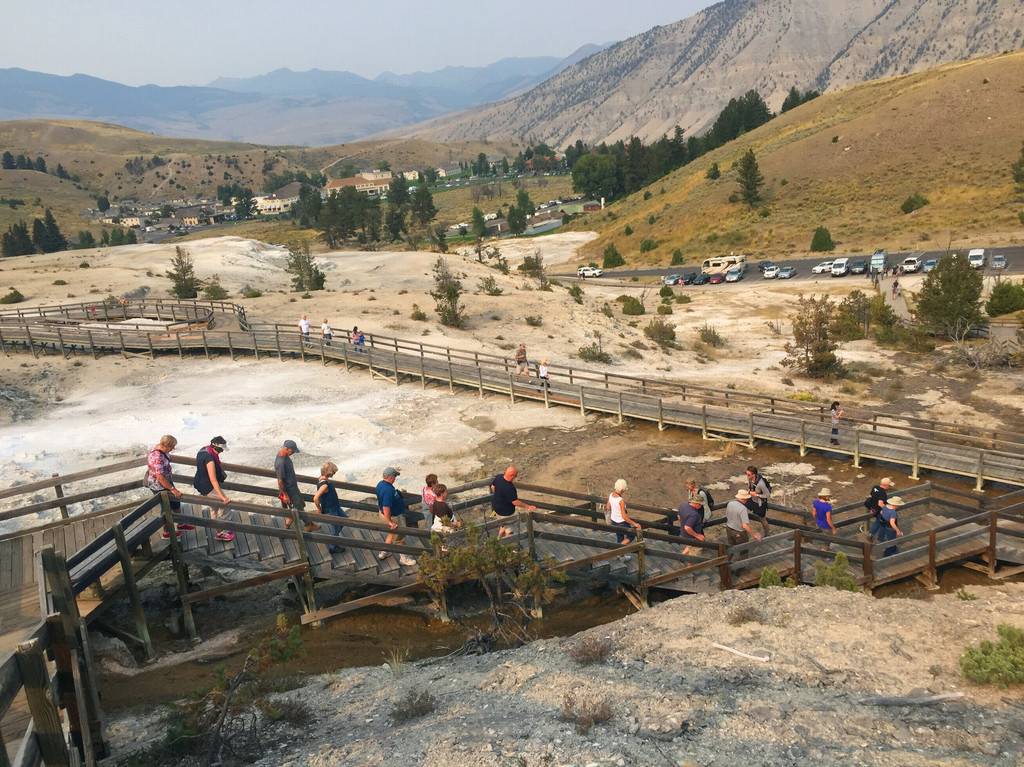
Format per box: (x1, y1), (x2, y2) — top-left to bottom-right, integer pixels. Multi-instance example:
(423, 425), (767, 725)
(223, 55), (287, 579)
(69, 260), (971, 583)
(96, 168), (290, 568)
(430, 484), (460, 533)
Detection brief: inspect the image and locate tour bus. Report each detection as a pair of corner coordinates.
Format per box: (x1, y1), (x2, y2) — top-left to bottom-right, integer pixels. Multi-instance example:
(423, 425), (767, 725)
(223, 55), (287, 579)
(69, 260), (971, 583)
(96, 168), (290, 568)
(701, 254), (747, 275)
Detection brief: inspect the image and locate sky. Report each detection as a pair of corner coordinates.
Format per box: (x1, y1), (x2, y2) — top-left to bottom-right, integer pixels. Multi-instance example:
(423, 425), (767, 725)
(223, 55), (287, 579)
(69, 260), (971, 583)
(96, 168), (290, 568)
(0, 0), (717, 87)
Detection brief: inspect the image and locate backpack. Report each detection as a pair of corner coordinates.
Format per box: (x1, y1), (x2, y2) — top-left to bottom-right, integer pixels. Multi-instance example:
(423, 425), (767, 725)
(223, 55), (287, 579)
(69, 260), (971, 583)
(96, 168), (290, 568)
(760, 476), (772, 494)
(699, 488), (715, 520)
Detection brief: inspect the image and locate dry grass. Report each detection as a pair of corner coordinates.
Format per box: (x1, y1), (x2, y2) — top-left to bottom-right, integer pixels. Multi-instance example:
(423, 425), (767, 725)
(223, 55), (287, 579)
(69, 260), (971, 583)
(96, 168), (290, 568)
(561, 691), (613, 733)
(569, 635), (614, 666)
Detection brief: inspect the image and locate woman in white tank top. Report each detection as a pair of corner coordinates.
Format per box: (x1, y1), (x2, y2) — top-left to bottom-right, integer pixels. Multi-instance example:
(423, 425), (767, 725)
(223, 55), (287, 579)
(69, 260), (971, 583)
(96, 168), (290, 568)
(606, 478), (641, 546)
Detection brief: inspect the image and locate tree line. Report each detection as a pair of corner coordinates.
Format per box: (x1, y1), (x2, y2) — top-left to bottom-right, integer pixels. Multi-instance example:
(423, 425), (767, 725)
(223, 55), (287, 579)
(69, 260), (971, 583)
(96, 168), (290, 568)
(2, 151), (72, 180)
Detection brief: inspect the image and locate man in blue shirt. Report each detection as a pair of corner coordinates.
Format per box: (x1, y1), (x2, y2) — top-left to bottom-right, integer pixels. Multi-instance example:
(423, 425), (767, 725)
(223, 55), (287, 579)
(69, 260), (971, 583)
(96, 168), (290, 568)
(376, 466), (416, 567)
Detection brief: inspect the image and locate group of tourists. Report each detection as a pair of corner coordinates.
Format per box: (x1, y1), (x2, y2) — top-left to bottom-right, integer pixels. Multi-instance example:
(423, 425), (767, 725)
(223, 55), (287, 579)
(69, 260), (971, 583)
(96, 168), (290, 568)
(297, 315), (364, 349)
(514, 344), (551, 388)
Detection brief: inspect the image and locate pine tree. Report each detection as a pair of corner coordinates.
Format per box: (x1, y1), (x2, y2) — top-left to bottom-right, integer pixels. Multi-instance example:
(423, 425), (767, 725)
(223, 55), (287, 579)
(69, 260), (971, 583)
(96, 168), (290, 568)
(286, 242), (325, 291)
(166, 246), (201, 298)
(39, 209), (66, 252)
(1, 221), (35, 257)
(736, 149), (764, 207)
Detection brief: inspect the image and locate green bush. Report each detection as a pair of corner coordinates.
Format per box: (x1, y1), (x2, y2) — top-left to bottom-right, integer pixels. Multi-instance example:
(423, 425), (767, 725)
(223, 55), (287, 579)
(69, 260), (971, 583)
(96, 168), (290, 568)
(759, 567), (797, 588)
(203, 283), (228, 300)
(643, 190), (652, 200)
(410, 303), (427, 321)
(1018, 211), (1024, 226)
(0, 287), (24, 304)
(985, 280), (1024, 317)
(676, 294), (691, 304)
(600, 303), (614, 318)
(620, 296), (645, 315)
(960, 624), (1024, 688)
(602, 243), (625, 269)
(647, 215), (655, 225)
(659, 285), (674, 299)
(578, 343), (611, 363)
(52, 279), (67, 286)
(645, 317), (676, 343)
(812, 551), (859, 592)
(670, 248), (684, 266)
(706, 162), (720, 180)
(639, 238), (658, 252)
(567, 284), (584, 305)
(758, 207), (771, 218)
(810, 226), (835, 252)
(241, 285), (262, 298)
(698, 322), (724, 347)
(623, 225), (633, 236)
(901, 193), (930, 214)
(79, 261), (90, 268)
(478, 276), (503, 296)
(525, 315), (542, 326)
(656, 304), (673, 315)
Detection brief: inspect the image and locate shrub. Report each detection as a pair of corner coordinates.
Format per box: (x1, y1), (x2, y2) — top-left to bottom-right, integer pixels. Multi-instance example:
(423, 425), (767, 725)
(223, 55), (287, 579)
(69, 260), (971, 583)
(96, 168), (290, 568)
(960, 624), (1024, 688)
(901, 193), (930, 214)
(729, 605), (761, 625)
(639, 238), (657, 252)
(985, 280), (1024, 317)
(811, 551), (859, 592)
(659, 285), (674, 299)
(600, 303), (614, 318)
(832, 135), (839, 143)
(698, 322), (724, 347)
(623, 225), (633, 236)
(570, 635), (614, 666)
(567, 284), (584, 304)
(645, 317), (676, 343)
(525, 315), (542, 326)
(786, 391), (816, 401)
(241, 285), (262, 298)
(643, 190), (652, 200)
(759, 567), (796, 588)
(603, 243), (625, 268)
(561, 692), (613, 733)
(620, 296), (645, 315)
(810, 226), (835, 252)
(758, 207), (771, 218)
(647, 214), (655, 225)
(79, 261), (90, 268)
(671, 248), (684, 265)
(676, 294), (691, 304)
(956, 586), (978, 601)
(1019, 211), (1024, 226)
(478, 276), (503, 296)
(706, 162), (720, 180)
(0, 287), (24, 304)
(391, 688), (437, 724)
(578, 343), (611, 363)
(656, 303), (673, 315)
(52, 279), (67, 286)
(203, 281), (228, 300)
(410, 303), (427, 321)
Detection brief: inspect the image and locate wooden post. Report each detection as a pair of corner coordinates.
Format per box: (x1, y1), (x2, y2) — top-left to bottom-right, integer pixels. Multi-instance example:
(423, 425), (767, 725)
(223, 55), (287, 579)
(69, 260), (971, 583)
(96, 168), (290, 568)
(320, 337), (326, 366)
(275, 328), (283, 361)
(251, 331), (259, 361)
(657, 399), (664, 431)
(56, 326), (67, 358)
(579, 385), (585, 416)
(509, 373), (515, 403)
(447, 361), (454, 393)
(52, 472), (70, 519)
(793, 530), (802, 583)
(0, 326), (7, 357)
(799, 420), (806, 456)
(111, 523), (154, 659)
(146, 332), (155, 359)
(419, 354), (425, 388)
(26, 326), (39, 358)
(86, 329), (98, 360)
(910, 438), (920, 480)
(161, 495), (197, 641)
(227, 331), (235, 361)
(46, 616), (85, 762)
(526, 511), (537, 561)
(701, 405), (708, 439)
(635, 528), (648, 607)
(617, 391), (623, 423)
(392, 352), (400, 386)
(747, 411), (754, 448)
(988, 511), (998, 578)
(862, 540), (874, 588)
(289, 507), (319, 624)
(717, 544), (732, 590)
(200, 330), (210, 360)
(853, 428), (861, 468)
(298, 332), (306, 363)
(432, 536), (449, 622)
(923, 528), (938, 589)
(975, 450), (985, 492)
(16, 639), (71, 767)
(477, 366), (484, 398)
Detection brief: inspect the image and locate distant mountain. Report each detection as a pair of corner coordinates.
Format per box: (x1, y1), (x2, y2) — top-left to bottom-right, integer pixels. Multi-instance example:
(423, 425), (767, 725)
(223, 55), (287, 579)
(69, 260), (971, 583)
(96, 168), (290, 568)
(393, 0), (1024, 146)
(0, 51), (598, 146)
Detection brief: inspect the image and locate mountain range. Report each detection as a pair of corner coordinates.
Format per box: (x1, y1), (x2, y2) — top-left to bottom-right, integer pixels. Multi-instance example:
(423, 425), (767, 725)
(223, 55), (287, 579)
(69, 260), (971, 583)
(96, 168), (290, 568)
(0, 47), (603, 147)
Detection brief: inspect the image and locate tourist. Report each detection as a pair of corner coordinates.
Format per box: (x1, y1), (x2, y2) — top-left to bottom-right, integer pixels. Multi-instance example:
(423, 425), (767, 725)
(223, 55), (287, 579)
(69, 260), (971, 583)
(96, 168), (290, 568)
(298, 314), (311, 341)
(813, 488), (837, 535)
(877, 496), (904, 557)
(421, 473), (439, 530)
(538, 359), (550, 389)
(745, 465), (772, 536)
(277, 439), (319, 532)
(194, 436), (233, 541)
(866, 477), (895, 540)
(891, 279), (900, 299)
(830, 400), (844, 445)
(677, 497), (705, 556)
(376, 466), (416, 566)
(314, 461), (347, 554)
(490, 465), (536, 538)
(726, 489), (762, 560)
(146, 434), (190, 539)
(607, 479), (641, 549)
(515, 343), (529, 377)
(321, 318), (332, 347)
(350, 325), (366, 351)
(684, 477), (713, 522)
(430, 483), (460, 534)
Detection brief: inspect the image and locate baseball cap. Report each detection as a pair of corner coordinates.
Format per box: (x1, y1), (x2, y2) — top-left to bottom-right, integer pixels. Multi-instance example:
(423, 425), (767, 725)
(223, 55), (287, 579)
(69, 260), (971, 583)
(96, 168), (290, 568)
(283, 440), (300, 452)
(383, 466), (401, 478)
(210, 436), (228, 451)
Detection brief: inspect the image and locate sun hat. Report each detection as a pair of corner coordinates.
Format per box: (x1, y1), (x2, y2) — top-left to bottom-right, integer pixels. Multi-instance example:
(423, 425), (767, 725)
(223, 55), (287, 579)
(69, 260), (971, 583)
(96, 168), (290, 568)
(736, 489), (751, 500)
(383, 466), (401, 478)
(818, 488), (831, 497)
(283, 439), (300, 452)
(887, 496), (905, 507)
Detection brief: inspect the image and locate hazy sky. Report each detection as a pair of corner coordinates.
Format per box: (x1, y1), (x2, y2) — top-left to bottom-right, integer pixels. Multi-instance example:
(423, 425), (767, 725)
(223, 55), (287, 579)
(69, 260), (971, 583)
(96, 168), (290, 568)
(0, 0), (717, 87)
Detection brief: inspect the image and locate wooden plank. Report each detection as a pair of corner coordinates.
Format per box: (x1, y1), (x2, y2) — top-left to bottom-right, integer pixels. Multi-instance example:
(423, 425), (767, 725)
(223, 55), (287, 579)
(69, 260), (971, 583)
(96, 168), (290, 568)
(300, 582), (423, 625)
(181, 563), (310, 605)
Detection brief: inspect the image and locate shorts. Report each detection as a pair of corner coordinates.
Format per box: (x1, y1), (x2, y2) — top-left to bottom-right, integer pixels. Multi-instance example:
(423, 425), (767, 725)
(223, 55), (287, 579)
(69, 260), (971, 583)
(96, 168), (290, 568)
(150, 488), (181, 512)
(612, 520), (635, 544)
(491, 508), (515, 518)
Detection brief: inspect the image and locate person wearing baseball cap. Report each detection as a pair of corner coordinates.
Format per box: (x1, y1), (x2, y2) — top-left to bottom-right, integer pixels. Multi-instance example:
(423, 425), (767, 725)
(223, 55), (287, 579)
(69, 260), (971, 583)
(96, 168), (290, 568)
(725, 488), (762, 560)
(276, 440), (319, 532)
(376, 466), (417, 567)
(194, 435), (232, 540)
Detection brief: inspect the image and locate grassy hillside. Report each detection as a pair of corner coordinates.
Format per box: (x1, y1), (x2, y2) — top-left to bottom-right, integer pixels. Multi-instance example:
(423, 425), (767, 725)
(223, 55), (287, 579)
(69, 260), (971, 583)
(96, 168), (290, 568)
(570, 50), (1024, 265)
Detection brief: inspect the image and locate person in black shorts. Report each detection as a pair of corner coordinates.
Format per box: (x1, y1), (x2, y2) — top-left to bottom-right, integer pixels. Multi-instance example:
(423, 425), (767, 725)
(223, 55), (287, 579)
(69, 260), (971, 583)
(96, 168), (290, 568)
(490, 465), (536, 538)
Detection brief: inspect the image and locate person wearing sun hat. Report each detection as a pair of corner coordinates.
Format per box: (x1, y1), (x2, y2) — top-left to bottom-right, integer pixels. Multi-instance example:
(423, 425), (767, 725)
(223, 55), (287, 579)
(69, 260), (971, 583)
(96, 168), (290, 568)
(878, 495), (905, 557)
(812, 487), (836, 535)
(725, 488), (762, 560)
(866, 477), (895, 540)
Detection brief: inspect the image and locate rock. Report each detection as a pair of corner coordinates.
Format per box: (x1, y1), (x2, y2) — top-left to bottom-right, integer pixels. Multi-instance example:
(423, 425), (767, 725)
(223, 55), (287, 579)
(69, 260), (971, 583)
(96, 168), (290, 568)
(88, 632), (137, 669)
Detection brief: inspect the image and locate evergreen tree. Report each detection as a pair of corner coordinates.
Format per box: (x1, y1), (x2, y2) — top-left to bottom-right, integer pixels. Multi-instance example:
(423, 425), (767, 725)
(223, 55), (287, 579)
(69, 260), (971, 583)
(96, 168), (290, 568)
(430, 257), (464, 327)
(387, 176), (410, 207)
(471, 207), (487, 239)
(55, 163), (70, 179)
(1, 151), (14, 170)
(736, 149), (764, 207)
(1, 221), (35, 257)
(32, 218), (45, 251)
(39, 209), (66, 252)
(384, 201), (406, 240)
(916, 252), (986, 339)
(985, 279), (1024, 317)
(782, 294), (843, 379)
(408, 185), (437, 228)
(96, 195), (110, 212)
(810, 226), (835, 252)
(234, 188), (257, 219)
(286, 242), (326, 291)
(166, 246), (201, 298)
(75, 231), (97, 249)
(506, 204), (526, 236)
(109, 227), (125, 246)
(34, 157), (47, 173)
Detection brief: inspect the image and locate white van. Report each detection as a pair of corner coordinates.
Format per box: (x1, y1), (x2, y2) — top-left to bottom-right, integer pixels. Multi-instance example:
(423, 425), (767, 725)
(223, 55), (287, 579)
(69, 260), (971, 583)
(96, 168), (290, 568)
(967, 248), (986, 269)
(901, 256), (922, 273)
(830, 258), (850, 277)
(701, 254), (747, 275)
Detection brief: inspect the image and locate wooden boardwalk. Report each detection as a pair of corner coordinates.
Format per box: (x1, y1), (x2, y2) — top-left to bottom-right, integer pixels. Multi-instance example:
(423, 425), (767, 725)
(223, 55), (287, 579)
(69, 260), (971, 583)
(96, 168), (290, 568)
(3, 300), (1024, 489)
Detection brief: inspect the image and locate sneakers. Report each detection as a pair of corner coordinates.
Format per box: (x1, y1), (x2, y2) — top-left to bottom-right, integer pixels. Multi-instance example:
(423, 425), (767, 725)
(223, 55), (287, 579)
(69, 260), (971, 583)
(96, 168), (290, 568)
(830, 439), (840, 445)
(327, 545), (345, 554)
(176, 524), (196, 531)
(304, 523), (321, 532)
(399, 555), (417, 567)
(214, 531), (235, 541)
(377, 551), (389, 561)
(161, 530), (181, 539)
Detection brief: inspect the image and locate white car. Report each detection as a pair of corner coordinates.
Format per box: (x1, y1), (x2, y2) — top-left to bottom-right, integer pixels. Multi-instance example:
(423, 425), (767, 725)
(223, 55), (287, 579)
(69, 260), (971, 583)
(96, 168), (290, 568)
(725, 268), (743, 283)
(762, 265), (780, 279)
(992, 254), (1007, 270)
(577, 266), (603, 278)
(811, 261), (834, 274)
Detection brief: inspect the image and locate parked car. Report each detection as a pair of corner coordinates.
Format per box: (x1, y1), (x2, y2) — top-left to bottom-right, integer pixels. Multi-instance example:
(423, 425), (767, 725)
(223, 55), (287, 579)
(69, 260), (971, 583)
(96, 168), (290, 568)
(692, 272), (711, 285)
(967, 248), (986, 269)
(763, 265), (780, 279)
(811, 261), (834, 274)
(850, 259), (867, 275)
(708, 272), (726, 284)
(901, 256), (922, 273)
(664, 274), (682, 285)
(777, 266), (796, 279)
(725, 268), (743, 283)
(922, 258), (938, 273)
(577, 266), (603, 278)
(992, 254), (1007, 270)
(758, 259), (774, 273)
(831, 257), (851, 277)
(682, 272), (697, 285)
